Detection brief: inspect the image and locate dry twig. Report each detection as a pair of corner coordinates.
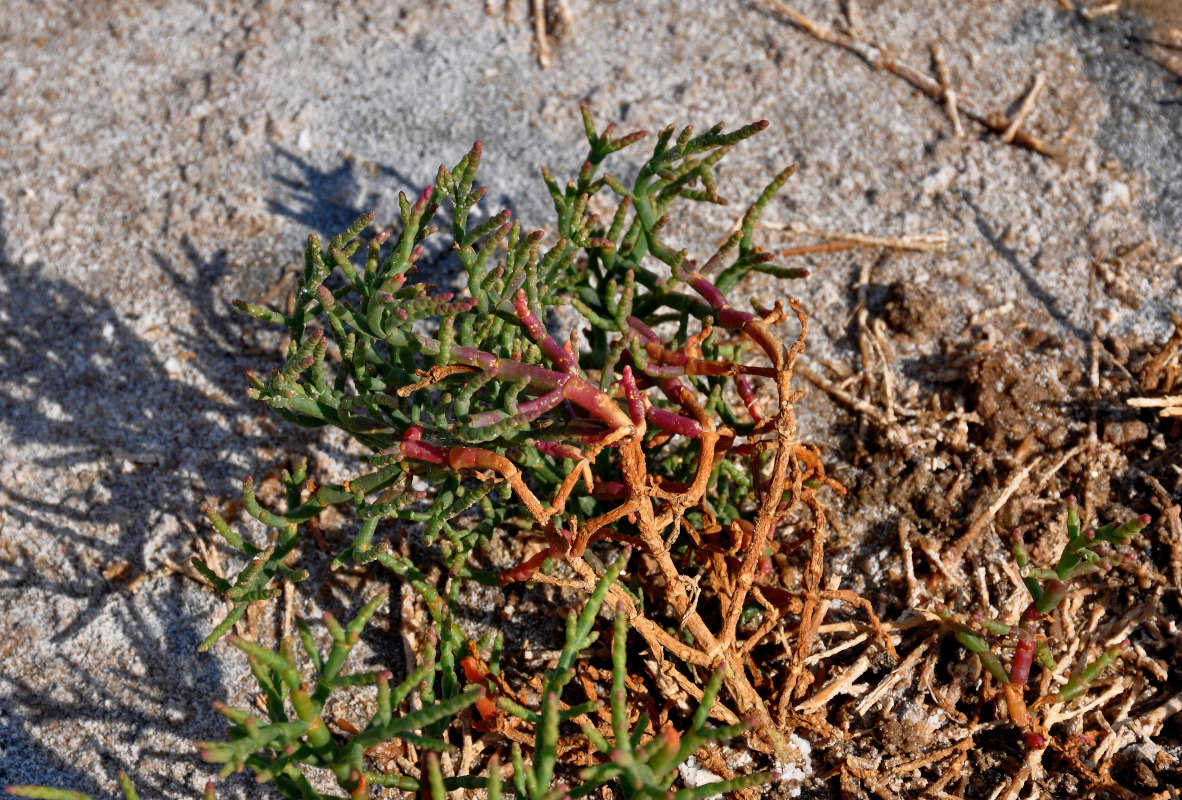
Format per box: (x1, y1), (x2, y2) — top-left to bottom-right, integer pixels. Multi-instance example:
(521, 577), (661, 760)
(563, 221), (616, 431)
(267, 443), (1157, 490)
(1001, 72), (1045, 144)
(758, 0), (1063, 156)
(762, 221), (951, 253)
(1081, 2), (1121, 21)
(532, 0), (551, 68)
(1128, 393), (1182, 417)
(945, 455), (1044, 568)
(932, 43), (964, 138)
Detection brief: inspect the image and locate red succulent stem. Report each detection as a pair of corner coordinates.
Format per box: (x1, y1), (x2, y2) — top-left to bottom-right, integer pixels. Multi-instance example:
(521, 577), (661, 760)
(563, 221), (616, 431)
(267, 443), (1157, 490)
(442, 343), (633, 430)
(625, 315), (660, 343)
(647, 406), (704, 438)
(1010, 627), (1036, 686)
(498, 547), (555, 584)
(736, 374), (763, 423)
(515, 288), (578, 374)
(467, 387), (565, 429)
(531, 440), (586, 460)
(619, 366), (646, 426)
(399, 425), (448, 464)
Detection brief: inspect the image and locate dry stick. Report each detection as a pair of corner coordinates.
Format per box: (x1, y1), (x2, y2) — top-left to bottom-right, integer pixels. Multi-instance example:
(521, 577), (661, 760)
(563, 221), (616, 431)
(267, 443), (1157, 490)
(932, 43), (965, 137)
(945, 455), (1044, 568)
(872, 318), (897, 423)
(1128, 394), (1182, 408)
(796, 654), (870, 712)
(855, 259), (880, 409)
(1001, 73), (1046, 144)
(922, 749), (968, 797)
(1089, 268), (1103, 389)
(758, 0), (1063, 156)
(1138, 312), (1182, 391)
(995, 760), (1033, 800)
(888, 734), (973, 774)
(898, 519), (920, 606)
(856, 634), (932, 715)
(1029, 440), (1086, 495)
(1081, 2), (1121, 21)
(805, 632), (869, 665)
(844, 757), (904, 800)
(778, 240), (861, 257)
(919, 537), (959, 586)
(531, 0), (551, 68)
(554, 0), (573, 31)
(1140, 470), (1182, 590)
(762, 221), (951, 253)
(796, 361), (889, 425)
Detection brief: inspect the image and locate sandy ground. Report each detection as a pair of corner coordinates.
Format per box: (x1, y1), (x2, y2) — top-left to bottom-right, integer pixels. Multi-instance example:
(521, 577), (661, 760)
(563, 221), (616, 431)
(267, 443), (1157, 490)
(1, 1), (1180, 797)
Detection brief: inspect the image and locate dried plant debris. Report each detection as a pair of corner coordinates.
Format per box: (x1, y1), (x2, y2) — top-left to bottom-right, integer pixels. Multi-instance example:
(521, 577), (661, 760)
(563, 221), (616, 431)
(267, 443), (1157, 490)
(10, 102), (1180, 800)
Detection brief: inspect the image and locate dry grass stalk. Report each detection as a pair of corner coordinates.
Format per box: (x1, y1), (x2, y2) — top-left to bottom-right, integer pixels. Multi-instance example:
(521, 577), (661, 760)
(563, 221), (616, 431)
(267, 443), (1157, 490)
(1001, 72), (1045, 144)
(1127, 393), (1182, 417)
(945, 454), (1044, 568)
(931, 43), (965, 138)
(855, 634), (932, 715)
(796, 654), (870, 712)
(532, 0), (551, 68)
(898, 519), (920, 606)
(1140, 471), (1182, 589)
(1081, 1), (1122, 20)
(796, 360), (890, 425)
(843, 0), (864, 37)
(843, 756), (903, 800)
(758, 0), (1063, 156)
(887, 734), (973, 774)
(554, 0), (573, 31)
(1138, 312), (1182, 391)
(761, 221), (951, 253)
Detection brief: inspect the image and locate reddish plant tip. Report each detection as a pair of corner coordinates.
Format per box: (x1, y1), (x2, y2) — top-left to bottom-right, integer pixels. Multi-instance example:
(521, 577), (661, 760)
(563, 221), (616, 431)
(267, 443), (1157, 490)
(1120, 638), (1132, 649)
(1024, 732), (1048, 750)
(1011, 527), (1024, 543)
(1067, 493), (1077, 503)
(1139, 513), (1152, 525)
(1021, 604), (1043, 622)
(756, 119), (770, 128)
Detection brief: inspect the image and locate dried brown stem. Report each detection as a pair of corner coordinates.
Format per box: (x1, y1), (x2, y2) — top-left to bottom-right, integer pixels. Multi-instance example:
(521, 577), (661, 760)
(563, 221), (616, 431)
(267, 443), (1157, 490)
(758, 0), (1063, 156)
